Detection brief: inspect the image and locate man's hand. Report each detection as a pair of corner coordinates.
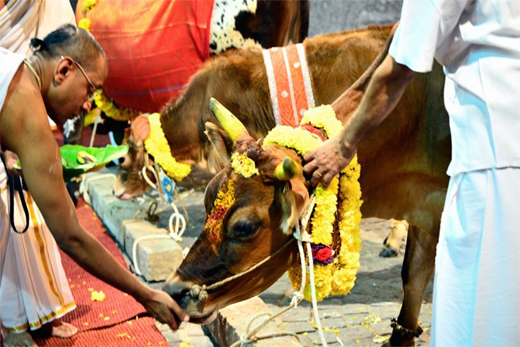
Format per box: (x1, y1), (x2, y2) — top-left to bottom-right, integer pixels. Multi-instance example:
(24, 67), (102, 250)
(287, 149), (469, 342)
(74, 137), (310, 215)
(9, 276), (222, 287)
(141, 289), (189, 330)
(303, 136), (353, 188)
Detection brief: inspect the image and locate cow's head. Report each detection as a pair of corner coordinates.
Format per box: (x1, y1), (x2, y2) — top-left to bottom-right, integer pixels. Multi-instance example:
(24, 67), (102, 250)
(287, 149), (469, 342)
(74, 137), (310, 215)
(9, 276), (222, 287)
(113, 116), (156, 199)
(163, 98), (310, 323)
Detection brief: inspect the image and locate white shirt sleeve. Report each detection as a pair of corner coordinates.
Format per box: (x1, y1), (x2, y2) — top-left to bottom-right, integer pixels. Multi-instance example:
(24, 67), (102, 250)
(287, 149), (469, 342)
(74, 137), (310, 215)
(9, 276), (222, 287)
(389, 0), (470, 73)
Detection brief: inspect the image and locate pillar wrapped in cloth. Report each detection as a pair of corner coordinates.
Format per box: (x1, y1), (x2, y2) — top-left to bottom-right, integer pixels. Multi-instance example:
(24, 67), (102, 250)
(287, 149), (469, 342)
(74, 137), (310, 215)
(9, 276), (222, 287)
(76, 0), (214, 112)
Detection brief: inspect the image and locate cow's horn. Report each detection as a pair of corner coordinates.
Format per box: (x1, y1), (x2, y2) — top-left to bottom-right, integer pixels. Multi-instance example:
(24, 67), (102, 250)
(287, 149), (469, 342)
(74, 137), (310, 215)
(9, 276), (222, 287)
(274, 157), (299, 181)
(209, 97), (247, 142)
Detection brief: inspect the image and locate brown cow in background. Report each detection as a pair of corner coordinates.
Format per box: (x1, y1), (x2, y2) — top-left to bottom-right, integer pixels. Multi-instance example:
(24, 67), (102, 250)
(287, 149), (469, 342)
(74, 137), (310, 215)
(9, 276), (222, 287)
(117, 24), (451, 346)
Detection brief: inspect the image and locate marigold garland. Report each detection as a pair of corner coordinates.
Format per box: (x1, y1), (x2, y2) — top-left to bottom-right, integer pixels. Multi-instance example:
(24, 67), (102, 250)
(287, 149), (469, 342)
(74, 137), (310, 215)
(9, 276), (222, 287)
(144, 113), (192, 182)
(265, 106), (362, 302)
(93, 91), (137, 122)
(78, 0), (138, 122)
(301, 105), (343, 138)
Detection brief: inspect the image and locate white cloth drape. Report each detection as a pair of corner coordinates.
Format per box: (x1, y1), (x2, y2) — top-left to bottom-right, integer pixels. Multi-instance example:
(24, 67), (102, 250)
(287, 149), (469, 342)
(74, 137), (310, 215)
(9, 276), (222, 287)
(0, 165), (76, 335)
(431, 168), (520, 346)
(0, 0), (75, 55)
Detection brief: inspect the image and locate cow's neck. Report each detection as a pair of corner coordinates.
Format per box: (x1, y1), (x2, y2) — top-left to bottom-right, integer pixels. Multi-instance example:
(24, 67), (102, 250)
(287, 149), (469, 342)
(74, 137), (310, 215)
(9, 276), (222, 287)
(160, 81), (212, 166)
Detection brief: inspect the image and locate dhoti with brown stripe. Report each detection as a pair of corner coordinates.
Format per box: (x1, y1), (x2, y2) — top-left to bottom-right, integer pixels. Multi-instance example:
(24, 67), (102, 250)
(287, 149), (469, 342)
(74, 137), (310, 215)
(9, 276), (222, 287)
(0, 165), (76, 336)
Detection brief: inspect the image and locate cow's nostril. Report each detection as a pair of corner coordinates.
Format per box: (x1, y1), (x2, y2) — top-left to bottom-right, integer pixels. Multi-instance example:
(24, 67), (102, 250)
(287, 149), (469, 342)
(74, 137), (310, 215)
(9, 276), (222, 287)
(162, 274), (193, 303)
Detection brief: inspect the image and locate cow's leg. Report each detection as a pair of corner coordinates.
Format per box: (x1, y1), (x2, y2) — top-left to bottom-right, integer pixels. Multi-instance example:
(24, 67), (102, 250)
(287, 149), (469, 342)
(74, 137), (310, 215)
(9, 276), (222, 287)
(388, 224), (437, 346)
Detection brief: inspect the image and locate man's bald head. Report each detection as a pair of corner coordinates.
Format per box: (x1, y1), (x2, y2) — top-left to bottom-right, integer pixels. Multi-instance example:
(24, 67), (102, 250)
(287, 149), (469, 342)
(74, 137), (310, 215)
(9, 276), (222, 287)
(30, 24), (107, 72)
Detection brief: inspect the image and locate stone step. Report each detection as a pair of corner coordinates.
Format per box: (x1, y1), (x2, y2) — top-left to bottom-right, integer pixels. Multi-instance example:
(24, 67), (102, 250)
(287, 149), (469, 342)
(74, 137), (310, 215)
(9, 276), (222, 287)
(81, 168), (201, 281)
(206, 297), (303, 346)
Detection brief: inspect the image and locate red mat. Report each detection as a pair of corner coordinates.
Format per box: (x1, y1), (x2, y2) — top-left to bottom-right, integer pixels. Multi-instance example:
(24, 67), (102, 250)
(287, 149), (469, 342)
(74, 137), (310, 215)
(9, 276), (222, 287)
(27, 199), (167, 346)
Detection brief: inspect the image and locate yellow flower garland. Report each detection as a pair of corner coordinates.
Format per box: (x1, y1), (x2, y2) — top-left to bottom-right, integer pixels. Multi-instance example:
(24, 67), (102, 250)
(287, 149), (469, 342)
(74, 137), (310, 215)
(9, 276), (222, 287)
(78, 0), (138, 122)
(264, 106), (362, 302)
(301, 105), (343, 138)
(144, 113), (192, 182)
(94, 91), (137, 122)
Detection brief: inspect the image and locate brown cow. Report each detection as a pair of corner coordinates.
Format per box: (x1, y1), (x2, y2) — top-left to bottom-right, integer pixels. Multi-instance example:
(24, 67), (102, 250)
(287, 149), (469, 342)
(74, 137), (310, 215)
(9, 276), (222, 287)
(115, 25), (401, 198)
(131, 25), (449, 346)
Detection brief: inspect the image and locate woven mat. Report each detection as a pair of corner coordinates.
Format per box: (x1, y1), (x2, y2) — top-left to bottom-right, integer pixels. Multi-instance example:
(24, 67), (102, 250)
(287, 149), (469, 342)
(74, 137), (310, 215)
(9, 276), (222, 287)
(33, 316), (165, 347)
(28, 198), (167, 346)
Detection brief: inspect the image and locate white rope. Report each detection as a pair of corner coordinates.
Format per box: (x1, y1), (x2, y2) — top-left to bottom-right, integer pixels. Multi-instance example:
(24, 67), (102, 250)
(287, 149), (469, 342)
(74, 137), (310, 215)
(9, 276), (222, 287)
(141, 164), (159, 191)
(131, 158), (187, 276)
(306, 242), (328, 347)
(79, 173), (118, 206)
(168, 200), (186, 242)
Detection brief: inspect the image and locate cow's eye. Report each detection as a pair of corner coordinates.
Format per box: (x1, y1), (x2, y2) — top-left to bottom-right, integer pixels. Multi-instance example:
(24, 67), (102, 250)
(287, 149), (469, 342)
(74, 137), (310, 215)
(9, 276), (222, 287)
(230, 218), (261, 239)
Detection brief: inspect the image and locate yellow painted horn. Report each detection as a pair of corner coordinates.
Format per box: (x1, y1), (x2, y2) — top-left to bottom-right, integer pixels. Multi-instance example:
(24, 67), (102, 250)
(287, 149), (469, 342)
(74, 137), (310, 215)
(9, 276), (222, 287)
(209, 97), (247, 142)
(274, 157), (299, 181)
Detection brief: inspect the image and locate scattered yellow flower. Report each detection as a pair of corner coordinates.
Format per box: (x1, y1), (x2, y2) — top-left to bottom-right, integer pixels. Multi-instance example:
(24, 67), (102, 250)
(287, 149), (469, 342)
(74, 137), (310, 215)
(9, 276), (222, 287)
(91, 290), (106, 302)
(116, 332), (132, 339)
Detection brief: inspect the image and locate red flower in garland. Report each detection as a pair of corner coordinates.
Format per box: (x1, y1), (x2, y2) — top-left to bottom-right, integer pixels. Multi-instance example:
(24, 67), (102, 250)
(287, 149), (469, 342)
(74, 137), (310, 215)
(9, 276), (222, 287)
(316, 247), (332, 262)
(311, 244), (334, 265)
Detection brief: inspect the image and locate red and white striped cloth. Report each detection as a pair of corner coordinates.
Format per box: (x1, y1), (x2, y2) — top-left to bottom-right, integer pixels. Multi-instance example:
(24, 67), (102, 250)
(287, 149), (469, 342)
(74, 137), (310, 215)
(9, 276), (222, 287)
(263, 43), (315, 127)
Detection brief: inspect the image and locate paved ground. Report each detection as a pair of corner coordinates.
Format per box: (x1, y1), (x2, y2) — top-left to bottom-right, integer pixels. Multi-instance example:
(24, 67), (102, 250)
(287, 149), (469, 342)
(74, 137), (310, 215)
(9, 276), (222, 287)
(309, 0), (403, 37)
(257, 217), (433, 347)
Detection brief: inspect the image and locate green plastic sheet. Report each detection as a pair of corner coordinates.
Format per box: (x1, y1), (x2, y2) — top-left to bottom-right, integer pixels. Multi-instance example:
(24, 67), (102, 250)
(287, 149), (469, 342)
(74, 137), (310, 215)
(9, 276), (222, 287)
(60, 144), (128, 181)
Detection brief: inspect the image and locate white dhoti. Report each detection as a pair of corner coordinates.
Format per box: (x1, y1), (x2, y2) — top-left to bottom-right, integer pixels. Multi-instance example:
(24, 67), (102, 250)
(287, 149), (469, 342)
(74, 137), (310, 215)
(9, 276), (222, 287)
(0, 165), (76, 336)
(431, 168), (520, 347)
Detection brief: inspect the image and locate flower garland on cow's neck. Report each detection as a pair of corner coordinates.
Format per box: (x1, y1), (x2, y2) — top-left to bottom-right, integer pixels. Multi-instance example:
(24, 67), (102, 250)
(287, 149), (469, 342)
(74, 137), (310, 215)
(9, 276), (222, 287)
(144, 113), (192, 181)
(264, 105), (363, 301)
(78, 0), (137, 122)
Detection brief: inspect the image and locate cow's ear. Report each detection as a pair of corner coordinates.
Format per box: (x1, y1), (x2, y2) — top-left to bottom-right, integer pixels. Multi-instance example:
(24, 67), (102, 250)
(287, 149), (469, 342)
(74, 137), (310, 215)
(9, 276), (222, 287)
(205, 122), (233, 163)
(132, 114), (151, 143)
(279, 178), (309, 235)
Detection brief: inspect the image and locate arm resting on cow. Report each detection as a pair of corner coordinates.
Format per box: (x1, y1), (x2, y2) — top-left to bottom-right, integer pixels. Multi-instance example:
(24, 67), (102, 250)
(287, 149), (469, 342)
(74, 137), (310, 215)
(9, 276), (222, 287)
(304, 54), (416, 187)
